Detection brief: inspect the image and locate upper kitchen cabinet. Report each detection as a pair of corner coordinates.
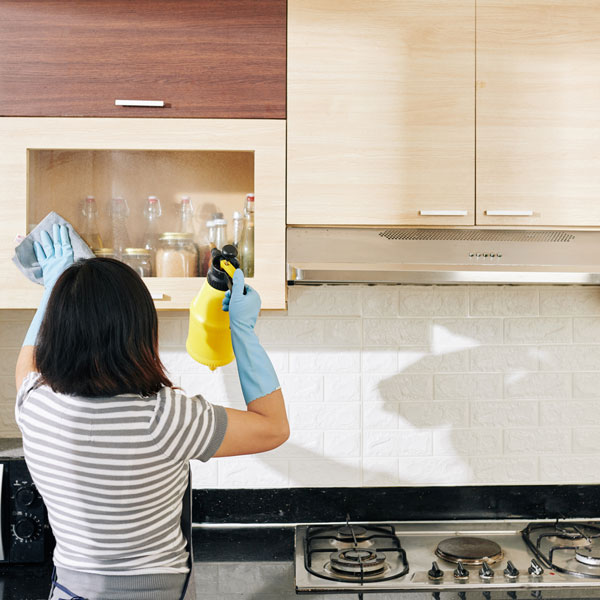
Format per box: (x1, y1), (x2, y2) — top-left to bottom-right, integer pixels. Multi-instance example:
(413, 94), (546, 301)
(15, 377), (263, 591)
(477, 1), (600, 227)
(0, 0), (286, 119)
(287, 0), (474, 226)
(0, 118), (286, 309)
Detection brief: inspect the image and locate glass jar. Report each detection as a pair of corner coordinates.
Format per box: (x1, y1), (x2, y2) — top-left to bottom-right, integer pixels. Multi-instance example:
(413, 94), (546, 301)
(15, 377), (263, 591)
(156, 233), (198, 277)
(122, 248), (152, 277)
(94, 248), (115, 259)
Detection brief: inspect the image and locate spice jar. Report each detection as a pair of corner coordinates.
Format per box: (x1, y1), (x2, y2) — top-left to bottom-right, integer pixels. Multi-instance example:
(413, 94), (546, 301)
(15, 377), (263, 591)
(156, 233), (198, 277)
(94, 248), (115, 259)
(122, 248), (153, 277)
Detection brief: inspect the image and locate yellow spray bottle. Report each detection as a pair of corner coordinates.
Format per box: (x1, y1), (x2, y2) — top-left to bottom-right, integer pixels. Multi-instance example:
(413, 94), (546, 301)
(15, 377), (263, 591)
(186, 244), (242, 370)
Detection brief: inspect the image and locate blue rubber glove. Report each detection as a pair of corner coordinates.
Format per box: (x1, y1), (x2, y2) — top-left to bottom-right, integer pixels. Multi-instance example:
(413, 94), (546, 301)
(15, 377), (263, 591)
(23, 224), (74, 346)
(222, 269), (280, 404)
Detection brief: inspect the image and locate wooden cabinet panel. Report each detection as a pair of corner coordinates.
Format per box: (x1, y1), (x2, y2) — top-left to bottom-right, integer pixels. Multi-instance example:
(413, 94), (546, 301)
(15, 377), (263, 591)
(0, 0), (286, 119)
(0, 118), (286, 309)
(477, 0), (600, 227)
(287, 0), (474, 226)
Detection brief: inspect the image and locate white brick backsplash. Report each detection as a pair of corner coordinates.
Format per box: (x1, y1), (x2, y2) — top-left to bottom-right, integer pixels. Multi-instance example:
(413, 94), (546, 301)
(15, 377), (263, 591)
(399, 402), (468, 428)
(540, 401), (600, 427)
(362, 286), (400, 317)
(289, 459), (361, 486)
(8, 283), (600, 488)
(363, 373), (433, 403)
(504, 372), (571, 399)
(279, 374), (323, 403)
(398, 457), (472, 484)
(504, 428), (570, 454)
(470, 457), (538, 483)
(572, 429), (600, 453)
(433, 428), (503, 456)
(539, 457), (600, 483)
(289, 349), (360, 373)
(540, 286), (600, 316)
(363, 318), (430, 347)
(218, 458), (289, 488)
(264, 430), (323, 458)
(434, 374), (503, 400)
(539, 345), (600, 371)
(470, 346), (539, 372)
(362, 458), (400, 486)
(504, 317), (572, 344)
(362, 349), (398, 373)
(324, 431), (361, 457)
(470, 401), (538, 428)
(289, 403), (361, 430)
(190, 458), (218, 488)
(362, 402), (400, 430)
(398, 286), (468, 317)
(470, 286), (539, 317)
(287, 285), (361, 316)
(363, 430), (432, 457)
(434, 318), (503, 347)
(324, 374), (361, 402)
(399, 347), (470, 373)
(573, 373), (600, 398)
(573, 317), (600, 343)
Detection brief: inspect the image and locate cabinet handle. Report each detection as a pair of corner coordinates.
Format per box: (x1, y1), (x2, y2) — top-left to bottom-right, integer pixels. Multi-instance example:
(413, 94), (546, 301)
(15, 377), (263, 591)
(150, 291), (166, 300)
(419, 210), (468, 216)
(115, 99), (165, 107)
(485, 210), (534, 217)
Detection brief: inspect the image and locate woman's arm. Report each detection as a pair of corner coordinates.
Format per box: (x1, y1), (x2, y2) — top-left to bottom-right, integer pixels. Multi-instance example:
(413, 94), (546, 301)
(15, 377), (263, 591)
(212, 268), (289, 457)
(214, 389), (289, 457)
(15, 346), (36, 391)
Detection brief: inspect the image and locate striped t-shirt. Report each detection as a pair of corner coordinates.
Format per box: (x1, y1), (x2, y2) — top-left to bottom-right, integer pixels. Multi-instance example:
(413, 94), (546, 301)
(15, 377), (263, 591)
(15, 371), (227, 576)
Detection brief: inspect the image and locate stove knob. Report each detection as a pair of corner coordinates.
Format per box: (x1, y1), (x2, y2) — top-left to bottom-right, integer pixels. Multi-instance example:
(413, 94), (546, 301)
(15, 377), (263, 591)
(454, 560), (470, 580)
(531, 591), (543, 599)
(13, 517), (36, 540)
(507, 593), (517, 600)
(479, 561), (494, 580)
(427, 561), (444, 581)
(432, 593), (441, 600)
(15, 485), (36, 507)
(528, 558), (544, 577)
(504, 560), (520, 580)
(483, 592), (492, 600)
(458, 593), (467, 600)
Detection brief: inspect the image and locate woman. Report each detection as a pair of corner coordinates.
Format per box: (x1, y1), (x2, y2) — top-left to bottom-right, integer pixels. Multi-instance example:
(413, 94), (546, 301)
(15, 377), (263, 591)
(14, 225), (289, 600)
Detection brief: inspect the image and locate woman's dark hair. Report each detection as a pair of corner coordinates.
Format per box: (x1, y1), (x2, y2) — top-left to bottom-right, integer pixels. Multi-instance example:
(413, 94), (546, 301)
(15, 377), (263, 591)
(35, 258), (173, 397)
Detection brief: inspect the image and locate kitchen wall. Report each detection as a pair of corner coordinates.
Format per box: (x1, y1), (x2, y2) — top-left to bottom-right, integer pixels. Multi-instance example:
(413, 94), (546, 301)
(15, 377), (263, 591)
(2, 284), (600, 488)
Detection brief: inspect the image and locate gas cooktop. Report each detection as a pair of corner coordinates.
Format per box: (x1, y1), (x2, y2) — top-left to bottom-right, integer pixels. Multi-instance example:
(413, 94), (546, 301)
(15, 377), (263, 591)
(295, 519), (600, 599)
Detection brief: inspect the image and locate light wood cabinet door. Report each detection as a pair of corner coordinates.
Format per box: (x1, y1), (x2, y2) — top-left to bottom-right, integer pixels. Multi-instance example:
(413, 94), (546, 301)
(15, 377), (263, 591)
(477, 0), (600, 227)
(0, 118), (286, 309)
(287, 0), (475, 226)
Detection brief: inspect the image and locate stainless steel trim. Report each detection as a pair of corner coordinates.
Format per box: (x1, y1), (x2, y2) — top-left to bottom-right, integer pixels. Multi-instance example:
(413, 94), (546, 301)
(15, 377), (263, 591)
(485, 210), (534, 216)
(115, 99), (165, 107)
(419, 210), (468, 216)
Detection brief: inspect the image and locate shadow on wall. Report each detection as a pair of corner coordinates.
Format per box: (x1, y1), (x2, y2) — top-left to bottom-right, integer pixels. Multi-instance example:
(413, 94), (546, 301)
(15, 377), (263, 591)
(187, 321), (538, 488)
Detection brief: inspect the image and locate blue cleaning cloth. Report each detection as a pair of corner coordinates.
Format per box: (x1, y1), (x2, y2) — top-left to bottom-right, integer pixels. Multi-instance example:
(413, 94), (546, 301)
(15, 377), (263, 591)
(12, 211), (95, 285)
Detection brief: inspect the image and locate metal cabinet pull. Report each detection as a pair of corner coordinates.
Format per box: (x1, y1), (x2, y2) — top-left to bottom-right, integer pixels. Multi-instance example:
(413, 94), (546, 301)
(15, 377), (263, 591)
(115, 99), (165, 107)
(150, 291), (166, 300)
(485, 210), (534, 217)
(419, 210), (468, 216)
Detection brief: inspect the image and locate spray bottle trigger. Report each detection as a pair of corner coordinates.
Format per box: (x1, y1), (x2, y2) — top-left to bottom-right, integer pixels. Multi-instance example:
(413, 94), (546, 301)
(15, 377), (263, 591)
(220, 260), (247, 295)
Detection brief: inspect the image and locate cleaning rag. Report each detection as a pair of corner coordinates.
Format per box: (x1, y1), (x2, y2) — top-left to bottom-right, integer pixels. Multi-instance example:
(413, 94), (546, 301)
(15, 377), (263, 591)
(12, 211), (95, 285)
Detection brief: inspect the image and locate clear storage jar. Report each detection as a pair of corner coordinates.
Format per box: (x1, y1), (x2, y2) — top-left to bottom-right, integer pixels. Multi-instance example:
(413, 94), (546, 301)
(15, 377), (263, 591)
(156, 233), (198, 277)
(94, 248), (115, 259)
(122, 248), (153, 277)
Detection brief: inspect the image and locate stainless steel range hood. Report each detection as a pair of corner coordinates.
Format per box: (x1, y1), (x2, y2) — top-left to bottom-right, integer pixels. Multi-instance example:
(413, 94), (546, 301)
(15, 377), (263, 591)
(287, 227), (600, 285)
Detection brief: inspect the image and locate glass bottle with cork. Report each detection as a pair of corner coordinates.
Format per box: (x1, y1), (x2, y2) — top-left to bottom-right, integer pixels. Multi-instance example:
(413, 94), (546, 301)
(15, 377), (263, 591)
(80, 195), (103, 252)
(239, 193), (254, 277)
(141, 195), (162, 270)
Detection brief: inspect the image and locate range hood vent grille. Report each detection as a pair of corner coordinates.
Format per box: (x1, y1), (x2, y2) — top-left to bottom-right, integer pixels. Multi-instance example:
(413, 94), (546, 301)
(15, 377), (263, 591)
(379, 229), (576, 243)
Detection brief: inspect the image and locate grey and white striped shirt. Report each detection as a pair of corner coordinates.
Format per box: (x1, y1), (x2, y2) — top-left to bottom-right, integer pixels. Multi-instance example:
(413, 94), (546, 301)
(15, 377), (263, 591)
(15, 372), (227, 576)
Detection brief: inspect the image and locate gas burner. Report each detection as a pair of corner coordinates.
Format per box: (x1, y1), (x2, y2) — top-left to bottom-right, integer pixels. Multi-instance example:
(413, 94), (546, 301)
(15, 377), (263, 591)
(336, 525), (367, 542)
(435, 536), (503, 566)
(329, 548), (387, 576)
(576, 545), (600, 566)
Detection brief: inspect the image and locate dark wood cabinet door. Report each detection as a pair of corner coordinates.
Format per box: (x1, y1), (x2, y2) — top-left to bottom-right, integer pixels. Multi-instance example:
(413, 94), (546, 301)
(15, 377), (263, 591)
(0, 0), (286, 118)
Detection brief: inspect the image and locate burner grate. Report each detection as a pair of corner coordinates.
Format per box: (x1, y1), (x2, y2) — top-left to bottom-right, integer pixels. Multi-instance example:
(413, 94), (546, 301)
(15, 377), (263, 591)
(304, 521), (409, 584)
(522, 521), (600, 579)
